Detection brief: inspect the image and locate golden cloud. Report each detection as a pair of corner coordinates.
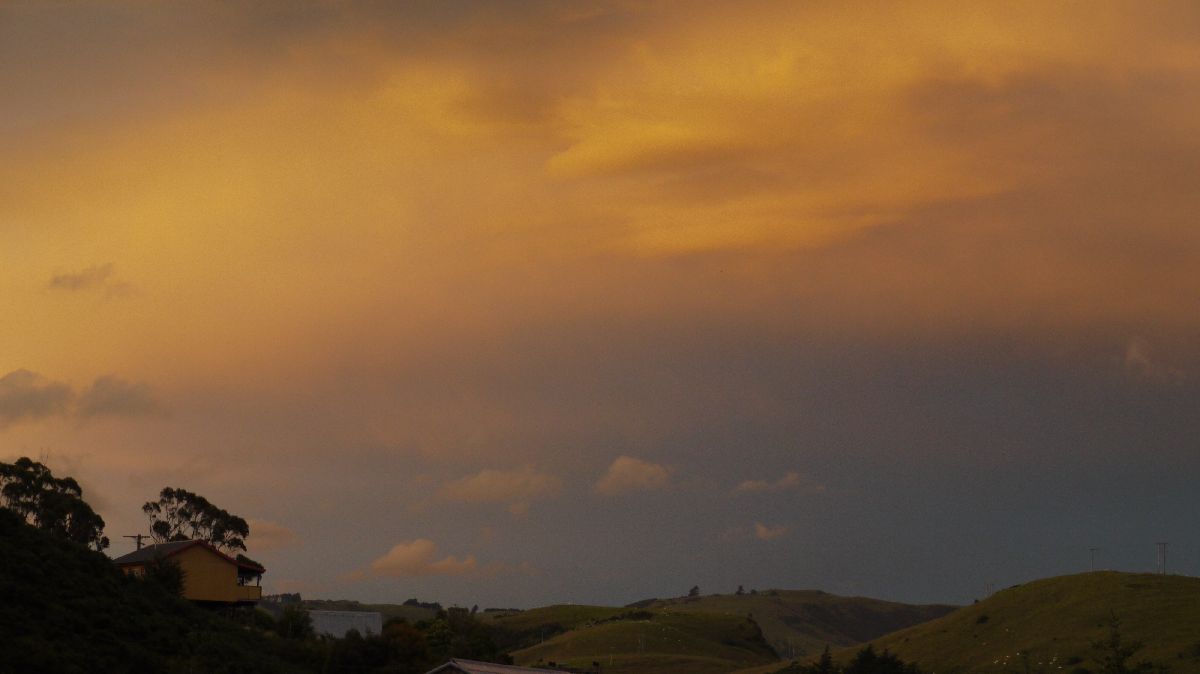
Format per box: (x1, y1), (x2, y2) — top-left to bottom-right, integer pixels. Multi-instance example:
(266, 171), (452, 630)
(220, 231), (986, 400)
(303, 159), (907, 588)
(754, 522), (788, 541)
(369, 539), (478, 578)
(734, 471), (825, 494)
(437, 466), (562, 515)
(246, 519), (300, 553)
(594, 456), (671, 496)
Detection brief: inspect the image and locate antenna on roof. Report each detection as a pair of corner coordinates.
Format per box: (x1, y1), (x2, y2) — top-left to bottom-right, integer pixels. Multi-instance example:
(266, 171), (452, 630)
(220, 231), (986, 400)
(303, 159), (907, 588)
(123, 533), (149, 550)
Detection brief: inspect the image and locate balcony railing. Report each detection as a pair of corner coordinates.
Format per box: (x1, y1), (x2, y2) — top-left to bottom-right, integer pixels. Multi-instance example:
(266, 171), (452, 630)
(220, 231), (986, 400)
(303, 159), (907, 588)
(235, 584), (263, 601)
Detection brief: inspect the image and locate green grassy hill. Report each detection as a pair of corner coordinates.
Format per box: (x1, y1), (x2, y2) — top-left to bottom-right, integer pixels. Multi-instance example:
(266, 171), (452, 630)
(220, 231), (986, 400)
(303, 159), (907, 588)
(647, 591), (956, 659)
(861, 572), (1200, 674)
(509, 609), (778, 674)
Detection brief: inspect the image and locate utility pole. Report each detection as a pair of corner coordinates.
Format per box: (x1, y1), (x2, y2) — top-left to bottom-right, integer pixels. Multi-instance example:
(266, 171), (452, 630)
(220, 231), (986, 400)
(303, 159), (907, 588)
(1156, 542), (1168, 575)
(1089, 547), (1100, 572)
(123, 533), (148, 550)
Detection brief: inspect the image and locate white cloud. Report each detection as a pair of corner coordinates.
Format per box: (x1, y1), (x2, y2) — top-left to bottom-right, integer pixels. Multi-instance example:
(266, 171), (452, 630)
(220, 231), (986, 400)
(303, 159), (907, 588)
(593, 455), (670, 496)
(370, 539), (478, 577)
(437, 466), (562, 515)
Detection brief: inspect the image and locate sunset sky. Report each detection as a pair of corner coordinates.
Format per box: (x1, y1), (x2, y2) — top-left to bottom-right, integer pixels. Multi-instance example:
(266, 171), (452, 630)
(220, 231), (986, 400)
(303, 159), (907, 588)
(3, 1), (1199, 608)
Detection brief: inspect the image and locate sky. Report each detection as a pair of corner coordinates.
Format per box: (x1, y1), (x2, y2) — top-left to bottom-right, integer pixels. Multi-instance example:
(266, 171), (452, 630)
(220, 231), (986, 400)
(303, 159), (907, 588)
(2, 1), (1199, 609)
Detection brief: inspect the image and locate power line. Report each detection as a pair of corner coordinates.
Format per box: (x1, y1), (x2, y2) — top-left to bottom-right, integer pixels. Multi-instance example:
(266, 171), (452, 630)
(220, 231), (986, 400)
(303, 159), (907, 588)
(123, 533), (149, 550)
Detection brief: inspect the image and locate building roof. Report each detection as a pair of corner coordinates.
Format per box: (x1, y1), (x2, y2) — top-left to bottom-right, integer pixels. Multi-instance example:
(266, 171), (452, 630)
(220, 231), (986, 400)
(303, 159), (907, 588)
(111, 540), (265, 573)
(426, 659), (565, 674)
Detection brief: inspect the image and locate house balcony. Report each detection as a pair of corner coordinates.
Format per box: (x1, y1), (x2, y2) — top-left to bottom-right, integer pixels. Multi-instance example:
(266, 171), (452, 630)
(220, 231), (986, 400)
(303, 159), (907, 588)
(235, 584), (263, 602)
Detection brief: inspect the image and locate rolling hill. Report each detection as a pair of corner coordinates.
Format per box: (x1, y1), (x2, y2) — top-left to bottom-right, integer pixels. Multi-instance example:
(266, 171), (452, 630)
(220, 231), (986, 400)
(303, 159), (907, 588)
(509, 608), (777, 674)
(646, 591), (956, 659)
(484, 591), (956, 674)
(861, 572), (1200, 674)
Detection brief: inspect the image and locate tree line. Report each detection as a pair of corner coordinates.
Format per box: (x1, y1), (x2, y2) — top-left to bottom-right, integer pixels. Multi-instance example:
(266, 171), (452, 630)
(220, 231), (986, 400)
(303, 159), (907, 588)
(0, 456), (254, 554)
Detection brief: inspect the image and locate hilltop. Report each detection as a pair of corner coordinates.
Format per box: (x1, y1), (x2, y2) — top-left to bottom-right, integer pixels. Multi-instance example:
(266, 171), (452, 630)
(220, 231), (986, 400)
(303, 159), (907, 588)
(861, 572), (1200, 674)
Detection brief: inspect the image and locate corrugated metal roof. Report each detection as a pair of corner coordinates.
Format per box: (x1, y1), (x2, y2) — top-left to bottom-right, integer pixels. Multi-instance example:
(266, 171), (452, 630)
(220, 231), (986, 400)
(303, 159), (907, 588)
(110, 539), (265, 573)
(426, 659), (565, 674)
(110, 540), (199, 565)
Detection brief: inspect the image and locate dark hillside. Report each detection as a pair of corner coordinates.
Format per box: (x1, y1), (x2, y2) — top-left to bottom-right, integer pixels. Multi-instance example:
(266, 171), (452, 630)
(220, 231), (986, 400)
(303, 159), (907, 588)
(0, 508), (317, 673)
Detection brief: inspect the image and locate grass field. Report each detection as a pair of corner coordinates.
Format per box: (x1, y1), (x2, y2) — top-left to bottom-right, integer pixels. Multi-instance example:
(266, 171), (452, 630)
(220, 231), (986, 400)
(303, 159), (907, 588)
(860, 572), (1200, 674)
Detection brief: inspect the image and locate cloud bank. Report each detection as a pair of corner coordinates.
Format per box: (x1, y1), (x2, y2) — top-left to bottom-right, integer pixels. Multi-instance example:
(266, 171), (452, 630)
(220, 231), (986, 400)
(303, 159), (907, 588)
(0, 370), (163, 427)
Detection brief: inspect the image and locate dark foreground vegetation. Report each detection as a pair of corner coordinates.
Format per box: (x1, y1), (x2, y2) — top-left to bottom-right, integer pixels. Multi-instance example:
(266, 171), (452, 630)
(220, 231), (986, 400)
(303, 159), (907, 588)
(0, 457), (515, 674)
(778, 645), (922, 674)
(0, 493), (510, 673)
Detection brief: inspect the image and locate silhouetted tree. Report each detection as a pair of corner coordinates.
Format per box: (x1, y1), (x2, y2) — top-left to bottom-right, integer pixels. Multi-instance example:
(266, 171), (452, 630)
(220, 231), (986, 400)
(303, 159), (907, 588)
(688, 585), (701, 597)
(1091, 616), (1158, 674)
(817, 645), (835, 674)
(845, 645), (922, 674)
(0, 457), (109, 550)
(141, 554), (186, 597)
(142, 487), (249, 552)
(277, 604), (315, 640)
(736, 585), (745, 595)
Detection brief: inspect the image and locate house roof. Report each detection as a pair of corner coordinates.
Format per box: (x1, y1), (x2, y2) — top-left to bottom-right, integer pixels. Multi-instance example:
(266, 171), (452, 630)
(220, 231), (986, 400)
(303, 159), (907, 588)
(425, 659), (565, 674)
(111, 540), (265, 573)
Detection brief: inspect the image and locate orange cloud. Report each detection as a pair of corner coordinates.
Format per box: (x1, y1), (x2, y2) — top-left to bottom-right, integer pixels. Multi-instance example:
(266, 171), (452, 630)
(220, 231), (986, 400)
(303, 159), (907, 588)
(369, 539), (478, 578)
(594, 456), (670, 496)
(734, 471), (824, 494)
(754, 522), (788, 541)
(437, 466), (562, 515)
(246, 519), (299, 552)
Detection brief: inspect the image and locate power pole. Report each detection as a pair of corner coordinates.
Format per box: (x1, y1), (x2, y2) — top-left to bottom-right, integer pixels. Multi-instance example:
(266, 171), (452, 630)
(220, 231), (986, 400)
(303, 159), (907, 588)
(1089, 547), (1099, 572)
(123, 533), (149, 550)
(1156, 542), (1168, 575)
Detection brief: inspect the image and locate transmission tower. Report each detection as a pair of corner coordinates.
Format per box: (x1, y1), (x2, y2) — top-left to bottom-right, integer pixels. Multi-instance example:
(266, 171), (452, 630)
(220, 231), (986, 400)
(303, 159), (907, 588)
(1156, 542), (1168, 575)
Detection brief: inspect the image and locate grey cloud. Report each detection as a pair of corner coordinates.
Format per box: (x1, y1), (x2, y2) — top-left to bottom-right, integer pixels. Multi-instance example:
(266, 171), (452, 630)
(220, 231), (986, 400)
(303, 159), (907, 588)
(0, 369), (73, 428)
(48, 263), (115, 291)
(0, 370), (163, 428)
(76, 375), (165, 419)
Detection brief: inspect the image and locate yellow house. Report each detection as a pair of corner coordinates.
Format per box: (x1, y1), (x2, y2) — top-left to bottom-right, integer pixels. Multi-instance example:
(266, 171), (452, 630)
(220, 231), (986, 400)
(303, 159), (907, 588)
(113, 540), (265, 605)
